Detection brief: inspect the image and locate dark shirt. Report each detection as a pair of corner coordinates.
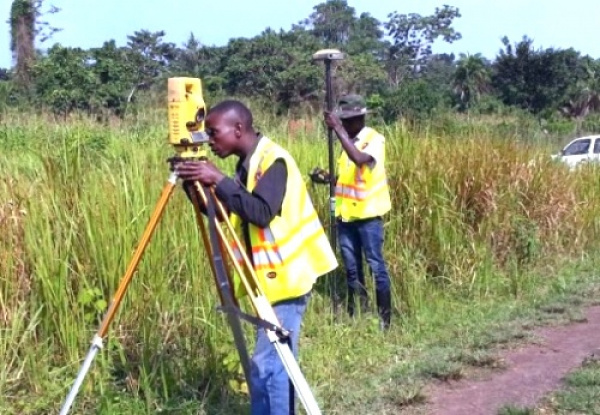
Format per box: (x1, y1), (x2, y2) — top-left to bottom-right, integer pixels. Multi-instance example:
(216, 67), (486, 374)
(183, 136), (288, 264)
(216, 136), (287, 265)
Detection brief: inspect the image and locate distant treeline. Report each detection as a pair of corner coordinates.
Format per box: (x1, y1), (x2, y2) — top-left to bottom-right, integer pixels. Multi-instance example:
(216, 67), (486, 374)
(3, 0), (600, 130)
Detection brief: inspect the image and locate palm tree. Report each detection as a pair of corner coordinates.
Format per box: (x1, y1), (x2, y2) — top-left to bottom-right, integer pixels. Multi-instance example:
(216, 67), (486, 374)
(452, 53), (490, 112)
(560, 64), (600, 135)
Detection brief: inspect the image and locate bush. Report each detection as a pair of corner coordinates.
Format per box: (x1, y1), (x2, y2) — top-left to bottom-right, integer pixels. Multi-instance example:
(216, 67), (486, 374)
(380, 80), (445, 123)
(582, 114), (600, 134)
(470, 95), (511, 116)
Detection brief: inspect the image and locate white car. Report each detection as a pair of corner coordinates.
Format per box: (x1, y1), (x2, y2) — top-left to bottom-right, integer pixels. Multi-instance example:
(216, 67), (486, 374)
(551, 134), (600, 169)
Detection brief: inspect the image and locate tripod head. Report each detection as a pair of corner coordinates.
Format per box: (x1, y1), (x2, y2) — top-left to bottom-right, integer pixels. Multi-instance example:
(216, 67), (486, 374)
(167, 77), (209, 160)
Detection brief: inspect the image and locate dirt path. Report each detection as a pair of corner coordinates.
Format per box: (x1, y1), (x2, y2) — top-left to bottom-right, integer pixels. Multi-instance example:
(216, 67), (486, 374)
(423, 305), (600, 415)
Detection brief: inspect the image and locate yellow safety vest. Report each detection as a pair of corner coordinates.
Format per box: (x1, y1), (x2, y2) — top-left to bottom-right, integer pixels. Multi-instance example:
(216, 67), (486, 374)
(335, 127), (392, 220)
(230, 137), (338, 304)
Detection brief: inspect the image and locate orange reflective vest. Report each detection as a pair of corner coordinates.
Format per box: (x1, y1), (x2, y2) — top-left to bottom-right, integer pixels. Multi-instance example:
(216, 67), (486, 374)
(335, 127), (391, 220)
(230, 137), (338, 304)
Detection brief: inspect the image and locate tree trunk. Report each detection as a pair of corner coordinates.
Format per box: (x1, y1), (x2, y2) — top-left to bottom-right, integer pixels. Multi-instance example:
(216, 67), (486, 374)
(10, 0), (36, 89)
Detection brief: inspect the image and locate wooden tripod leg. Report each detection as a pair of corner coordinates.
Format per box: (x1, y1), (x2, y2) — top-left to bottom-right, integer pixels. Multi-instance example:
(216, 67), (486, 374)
(192, 184), (322, 414)
(204, 188), (323, 415)
(98, 175), (177, 338)
(60, 173), (178, 415)
(191, 182), (252, 387)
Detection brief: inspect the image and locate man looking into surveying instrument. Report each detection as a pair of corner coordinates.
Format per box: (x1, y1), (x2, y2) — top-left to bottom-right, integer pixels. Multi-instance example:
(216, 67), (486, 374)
(315, 94), (393, 330)
(174, 99), (337, 415)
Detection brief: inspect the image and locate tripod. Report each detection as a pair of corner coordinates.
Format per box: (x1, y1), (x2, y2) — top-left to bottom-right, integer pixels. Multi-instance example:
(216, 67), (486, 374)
(59, 159), (323, 415)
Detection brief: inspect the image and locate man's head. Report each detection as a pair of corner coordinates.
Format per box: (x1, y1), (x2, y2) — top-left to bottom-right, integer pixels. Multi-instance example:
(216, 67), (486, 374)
(205, 100), (255, 158)
(335, 94), (368, 137)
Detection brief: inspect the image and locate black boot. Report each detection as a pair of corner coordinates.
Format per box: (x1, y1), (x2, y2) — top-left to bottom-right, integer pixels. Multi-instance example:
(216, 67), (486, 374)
(347, 288), (356, 317)
(376, 289), (392, 330)
(348, 286), (370, 317)
(357, 285), (369, 314)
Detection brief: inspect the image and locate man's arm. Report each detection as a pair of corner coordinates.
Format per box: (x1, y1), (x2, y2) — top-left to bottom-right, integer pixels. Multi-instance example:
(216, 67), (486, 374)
(214, 159), (287, 228)
(181, 180), (230, 220)
(356, 135), (384, 170)
(334, 128), (374, 166)
(323, 111), (372, 166)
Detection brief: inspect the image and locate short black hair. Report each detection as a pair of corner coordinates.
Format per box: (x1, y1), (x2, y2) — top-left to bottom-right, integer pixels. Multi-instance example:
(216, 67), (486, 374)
(208, 100), (253, 130)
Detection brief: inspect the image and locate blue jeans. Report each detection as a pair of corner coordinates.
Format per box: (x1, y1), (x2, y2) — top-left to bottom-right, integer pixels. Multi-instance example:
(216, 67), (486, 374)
(338, 217), (391, 293)
(250, 294), (309, 415)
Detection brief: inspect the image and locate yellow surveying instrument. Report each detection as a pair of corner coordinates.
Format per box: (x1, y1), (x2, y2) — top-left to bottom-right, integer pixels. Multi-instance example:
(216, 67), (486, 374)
(59, 77), (323, 415)
(167, 77), (209, 157)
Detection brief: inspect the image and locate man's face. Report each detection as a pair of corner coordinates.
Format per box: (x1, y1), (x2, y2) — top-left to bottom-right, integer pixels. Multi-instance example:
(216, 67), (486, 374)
(341, 115), (364, 136)
(205, 111), (239, 158)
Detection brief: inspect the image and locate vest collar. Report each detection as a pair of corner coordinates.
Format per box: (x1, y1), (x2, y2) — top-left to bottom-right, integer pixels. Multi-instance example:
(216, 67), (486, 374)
(354, 127), (375, 148)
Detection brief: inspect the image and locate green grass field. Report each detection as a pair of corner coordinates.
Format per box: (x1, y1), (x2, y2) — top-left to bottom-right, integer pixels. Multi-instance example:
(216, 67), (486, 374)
(2, 108), (600, 414)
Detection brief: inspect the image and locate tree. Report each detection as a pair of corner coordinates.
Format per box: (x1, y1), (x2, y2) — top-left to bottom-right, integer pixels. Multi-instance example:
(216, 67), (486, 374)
(420, 53), (456, 101)
(171, 34), (228, 93)
(336, 53), (387, 97)
(124, 30), (177, 101)
(89, 40), (137, 116)
(10, 0), (35, 87)
(31, 39), (157, 118)
(492, 36), (585, 116)
(381, 79), (444, 123)
(383, 5), (461, 85)
(222, 28), (323, 111)
(452, 53), (490, 111)
(560, 61), (600, 134)
(9, 0), (60, 88)
(346, 12), (385, 56)
(31, 44), (96, 117)
(172, 33), (203, 76)
(300, 0), (356, 46)
(299, 1), (385, 57)
(297, 0), (387, 101)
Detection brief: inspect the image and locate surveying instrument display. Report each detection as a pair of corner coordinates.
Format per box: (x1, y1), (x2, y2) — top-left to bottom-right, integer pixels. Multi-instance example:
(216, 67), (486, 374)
(59, 77), (323, 415)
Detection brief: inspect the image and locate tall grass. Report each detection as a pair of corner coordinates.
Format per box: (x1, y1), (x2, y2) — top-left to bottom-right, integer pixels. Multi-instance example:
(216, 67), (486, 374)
(1, 109), (599, 413)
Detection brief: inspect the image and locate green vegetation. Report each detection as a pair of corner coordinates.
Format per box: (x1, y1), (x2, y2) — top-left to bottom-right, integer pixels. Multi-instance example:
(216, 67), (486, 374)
(2, 107), (600, 414)
(547, 359), (600, 414)
(3, 0), (600, 135)
(4, 1), (600, 414)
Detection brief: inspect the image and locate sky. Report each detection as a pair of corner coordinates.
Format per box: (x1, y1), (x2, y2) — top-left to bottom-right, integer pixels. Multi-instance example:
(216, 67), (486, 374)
(1, 0), (599, 68)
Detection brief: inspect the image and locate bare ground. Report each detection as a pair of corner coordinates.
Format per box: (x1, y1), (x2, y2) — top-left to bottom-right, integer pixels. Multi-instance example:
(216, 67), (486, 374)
(421, 305), (600, 415)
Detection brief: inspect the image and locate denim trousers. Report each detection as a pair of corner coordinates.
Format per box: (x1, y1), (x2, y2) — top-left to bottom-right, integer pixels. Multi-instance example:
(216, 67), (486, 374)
(337, 217), (391, 293)
(249, 294), (309, 415)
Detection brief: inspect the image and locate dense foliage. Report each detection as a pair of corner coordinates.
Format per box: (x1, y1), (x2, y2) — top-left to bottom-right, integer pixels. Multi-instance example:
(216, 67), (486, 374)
(2, 0), (599, 132)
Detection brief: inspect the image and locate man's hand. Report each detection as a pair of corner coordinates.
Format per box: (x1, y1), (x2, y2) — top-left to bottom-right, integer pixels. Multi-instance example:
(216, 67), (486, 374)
(309, 167), (331, 185)
(323, 111), (344, 134)
(167, 156), (184, 172)
(175, 160), (225, 186)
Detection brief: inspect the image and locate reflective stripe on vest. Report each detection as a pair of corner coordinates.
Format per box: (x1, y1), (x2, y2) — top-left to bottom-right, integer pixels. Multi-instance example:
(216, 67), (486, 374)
(249, 210), (324, 271)
(229, 137), (338, 303)
(335, 177), (389, 201)
(335, 127), (391, 219)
